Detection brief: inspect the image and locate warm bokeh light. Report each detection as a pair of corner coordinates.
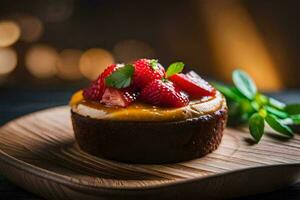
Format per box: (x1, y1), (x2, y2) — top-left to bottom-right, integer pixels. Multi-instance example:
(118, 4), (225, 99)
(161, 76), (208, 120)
(79, 48), (114, 80)
(0, 47), (17, 75)
(200, 0), (282, 90)
(56, 49), (83, 80)
(13, 14), (44, 42)
(25, 44), (58, 78)
(0, 21), (21, 47)
(113, 39), (155, 63)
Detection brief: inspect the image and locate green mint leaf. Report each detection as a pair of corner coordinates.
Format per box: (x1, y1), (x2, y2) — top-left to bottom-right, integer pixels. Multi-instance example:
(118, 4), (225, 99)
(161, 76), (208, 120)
(255, 94), (268, 106)
(105, 64), (134, 89)
(268, 97), (286, 110)
(212, 83), (243, 102)
(265, 114), (293, 137)
(232, 69), (257, 100)
(291, 114), (300, 124)
(251, 101), (260, 111)
(240, 99), (255, 116)
(264, 105), (289, 119)
(285, 104), (300, 115)
(258, 108), (267, 118)
(166, 62), (184, 78)
(150, 59), (159, 70)
(249, 113), (265, 143)
(281, 115), (300, 126)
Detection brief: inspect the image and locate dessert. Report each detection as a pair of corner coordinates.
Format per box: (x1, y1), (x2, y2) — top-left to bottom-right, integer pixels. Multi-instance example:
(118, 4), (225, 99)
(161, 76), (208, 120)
(70, 59), (228, 163)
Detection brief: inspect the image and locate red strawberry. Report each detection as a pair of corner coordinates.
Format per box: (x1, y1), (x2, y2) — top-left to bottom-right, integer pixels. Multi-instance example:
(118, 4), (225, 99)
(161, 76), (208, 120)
(140, 79), (189, 107)
(83, 64), (118, 101)
(169, 71), (216, 98)
(133, 59), (165, 89)
(101, 87), (138, 107)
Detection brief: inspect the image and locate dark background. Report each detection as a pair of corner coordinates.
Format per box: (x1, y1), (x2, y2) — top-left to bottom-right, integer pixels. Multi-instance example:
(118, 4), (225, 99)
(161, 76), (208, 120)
(0, 0), (299, 90)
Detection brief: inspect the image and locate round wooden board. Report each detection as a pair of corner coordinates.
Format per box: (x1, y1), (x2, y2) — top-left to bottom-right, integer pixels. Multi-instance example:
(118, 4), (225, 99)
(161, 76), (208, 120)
(0, 106), (299, 200)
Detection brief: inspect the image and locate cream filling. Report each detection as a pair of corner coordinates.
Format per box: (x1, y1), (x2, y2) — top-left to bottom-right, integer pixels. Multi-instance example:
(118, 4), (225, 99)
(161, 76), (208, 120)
(72, 92), (225, 122)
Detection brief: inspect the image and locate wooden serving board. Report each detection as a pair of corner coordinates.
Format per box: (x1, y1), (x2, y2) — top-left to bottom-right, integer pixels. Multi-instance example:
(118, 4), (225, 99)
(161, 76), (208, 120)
(0, 106), (299, 200)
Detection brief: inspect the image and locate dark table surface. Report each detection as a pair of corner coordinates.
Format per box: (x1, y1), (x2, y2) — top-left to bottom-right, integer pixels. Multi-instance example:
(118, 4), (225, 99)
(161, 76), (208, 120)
(0, 88), (299, 200)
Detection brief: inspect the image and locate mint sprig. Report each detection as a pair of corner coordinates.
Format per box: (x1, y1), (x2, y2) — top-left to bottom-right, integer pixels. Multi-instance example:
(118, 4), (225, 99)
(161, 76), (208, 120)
(233, 70), (257, 100)
(166, 62), (184, 78)
(105, 64), (134, 89)
(214, 69), (299, 143)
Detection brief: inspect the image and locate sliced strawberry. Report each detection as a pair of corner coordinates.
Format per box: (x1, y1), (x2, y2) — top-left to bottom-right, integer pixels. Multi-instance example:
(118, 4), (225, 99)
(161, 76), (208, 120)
(83, 64), (119, 101)
(169, 71), (216, 98)
(140, 79), (189, 107)
(101, 87), (138, 107)
(133, 59), (165, 89)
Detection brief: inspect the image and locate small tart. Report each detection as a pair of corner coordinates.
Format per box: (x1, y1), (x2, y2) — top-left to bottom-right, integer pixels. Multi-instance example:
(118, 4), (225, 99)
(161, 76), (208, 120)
(71, 92), (228, 163)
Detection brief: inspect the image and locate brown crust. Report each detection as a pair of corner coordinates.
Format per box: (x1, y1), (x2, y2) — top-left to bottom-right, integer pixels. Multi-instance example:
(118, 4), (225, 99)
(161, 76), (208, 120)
(71, 102), (228, 164)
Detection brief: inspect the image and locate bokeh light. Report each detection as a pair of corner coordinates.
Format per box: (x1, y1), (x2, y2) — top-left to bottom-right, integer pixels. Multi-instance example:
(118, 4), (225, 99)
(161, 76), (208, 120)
(113, 39), (155, 63)
(0, 21), (21, 47)
(56, 49), (83, 80)
(25, 44), (58, 78)
(0, 47), (17, 75)
(200, 0), (282, 90)
(79, 48), (114, 80)
(13, 14), (44, 43)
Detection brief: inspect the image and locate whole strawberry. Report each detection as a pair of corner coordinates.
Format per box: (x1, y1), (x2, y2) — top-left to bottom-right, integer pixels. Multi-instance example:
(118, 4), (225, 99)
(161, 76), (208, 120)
(140, 79), (189, 107)
(133, 59), (165, 89)
(83, 64), (119, 101)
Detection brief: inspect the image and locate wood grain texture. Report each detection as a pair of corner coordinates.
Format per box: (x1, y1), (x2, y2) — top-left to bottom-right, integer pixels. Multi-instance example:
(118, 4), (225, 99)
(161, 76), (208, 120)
(0, 106), (299, 200)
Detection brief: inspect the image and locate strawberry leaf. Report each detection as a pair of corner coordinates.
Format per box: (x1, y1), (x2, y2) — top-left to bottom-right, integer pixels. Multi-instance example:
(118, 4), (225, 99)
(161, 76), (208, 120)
(166, 62), (185, 78)
(150, 59), (159, 70)
(105, 64), (134, 89)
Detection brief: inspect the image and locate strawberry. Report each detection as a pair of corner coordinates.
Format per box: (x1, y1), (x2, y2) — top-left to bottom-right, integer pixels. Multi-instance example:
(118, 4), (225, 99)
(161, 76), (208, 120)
(83, 64), (119, 101)
(169, 71), (216, 98)
(101, 87), (138, 107)
(140, 79), (189, 107)
(133, 59), (165, 89)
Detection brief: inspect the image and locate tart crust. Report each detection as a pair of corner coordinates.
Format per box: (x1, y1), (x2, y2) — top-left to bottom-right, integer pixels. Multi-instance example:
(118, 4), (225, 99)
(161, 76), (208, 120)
(71, 98), (228, 164)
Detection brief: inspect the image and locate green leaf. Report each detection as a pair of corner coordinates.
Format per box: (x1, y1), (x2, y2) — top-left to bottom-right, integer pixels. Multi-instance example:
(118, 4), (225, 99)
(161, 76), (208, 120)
(268, 97), (286, 110)
(291, 114), (300, 124)
(265, 114), (293, 137)
(166, 62), (184, 78)
(281, 115), (300, 125)
(105, 64), (134, 89)
(149, 59), (159, 70)
(212, 83), (243, 102)
(251, 101), (260, 111)
(249, 113), (265, 143)
(264, 105), (289, 119)
(255, 94), (268, 106)
(285, 104), (300, 115)
(232, 69), (257, 100)
(258, 108), (267, 118)
(240, 99), (255, 116)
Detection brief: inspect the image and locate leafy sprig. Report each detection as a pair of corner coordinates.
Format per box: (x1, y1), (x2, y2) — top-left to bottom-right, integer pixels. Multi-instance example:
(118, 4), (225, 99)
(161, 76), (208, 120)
(105, 64), (134, 89)
(214, 69), (300, 143)
(166, 62), (184, 78)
